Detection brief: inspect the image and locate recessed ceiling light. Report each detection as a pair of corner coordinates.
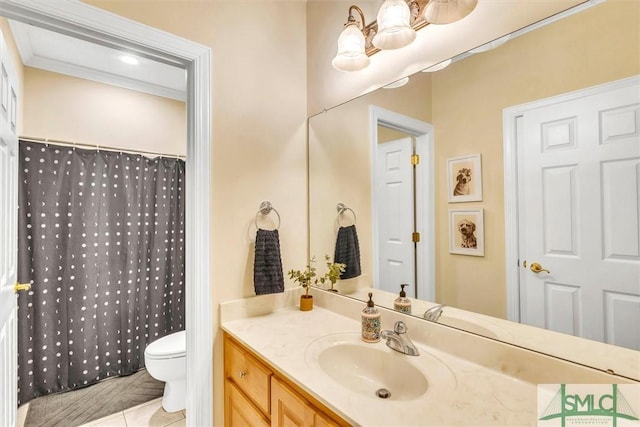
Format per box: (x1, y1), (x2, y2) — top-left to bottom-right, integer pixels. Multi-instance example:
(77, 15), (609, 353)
(120, 55), (139, 65)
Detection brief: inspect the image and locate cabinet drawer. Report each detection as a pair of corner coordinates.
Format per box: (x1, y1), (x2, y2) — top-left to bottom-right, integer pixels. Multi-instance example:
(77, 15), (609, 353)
(225, 337), (273, 415)
(225, 380), (270, 427)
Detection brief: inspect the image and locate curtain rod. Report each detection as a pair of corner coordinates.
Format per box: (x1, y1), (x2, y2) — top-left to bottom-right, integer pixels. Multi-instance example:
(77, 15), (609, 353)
(19, 136), (186, 160)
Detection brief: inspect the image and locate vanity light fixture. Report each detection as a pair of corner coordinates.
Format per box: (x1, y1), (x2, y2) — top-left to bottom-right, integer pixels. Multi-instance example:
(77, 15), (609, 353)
(332, 0), (479, 72)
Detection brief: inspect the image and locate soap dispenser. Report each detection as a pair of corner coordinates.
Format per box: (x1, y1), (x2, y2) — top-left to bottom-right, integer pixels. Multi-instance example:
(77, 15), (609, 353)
(394, 284), (412, 314)
(361, 292), (381, 343)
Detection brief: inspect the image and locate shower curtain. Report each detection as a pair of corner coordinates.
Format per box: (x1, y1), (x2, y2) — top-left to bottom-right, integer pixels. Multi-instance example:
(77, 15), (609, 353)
(17, 140), (186, 404)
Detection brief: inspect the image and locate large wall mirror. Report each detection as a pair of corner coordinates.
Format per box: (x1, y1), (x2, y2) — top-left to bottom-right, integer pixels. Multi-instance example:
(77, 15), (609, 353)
(309, 0), (639, 379)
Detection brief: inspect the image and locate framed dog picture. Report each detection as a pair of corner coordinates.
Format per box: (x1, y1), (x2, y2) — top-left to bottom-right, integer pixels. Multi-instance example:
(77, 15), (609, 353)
(447, 154), (482, 202)
(449, 208), (484, 256)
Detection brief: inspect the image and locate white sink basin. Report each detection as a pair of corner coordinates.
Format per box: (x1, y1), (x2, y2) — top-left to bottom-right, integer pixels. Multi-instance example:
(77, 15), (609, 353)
(305, 332), (456, 401)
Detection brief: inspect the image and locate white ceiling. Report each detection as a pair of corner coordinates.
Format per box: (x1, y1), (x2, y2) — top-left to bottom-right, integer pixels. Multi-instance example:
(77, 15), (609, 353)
(9, 20), (187, 102)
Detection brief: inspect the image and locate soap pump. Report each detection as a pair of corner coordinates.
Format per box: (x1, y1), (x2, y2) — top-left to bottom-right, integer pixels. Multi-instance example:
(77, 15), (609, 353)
(361, 292), (381, 343)
(394, 284), (412, 314)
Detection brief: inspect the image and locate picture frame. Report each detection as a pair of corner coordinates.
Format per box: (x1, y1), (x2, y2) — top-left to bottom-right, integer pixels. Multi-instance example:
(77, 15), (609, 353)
(447, 154), (482, 202)
(449, 208), (484, 256)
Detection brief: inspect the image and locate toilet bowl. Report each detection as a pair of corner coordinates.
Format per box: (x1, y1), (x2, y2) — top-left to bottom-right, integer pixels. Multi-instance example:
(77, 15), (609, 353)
(144, 330), (186, 412)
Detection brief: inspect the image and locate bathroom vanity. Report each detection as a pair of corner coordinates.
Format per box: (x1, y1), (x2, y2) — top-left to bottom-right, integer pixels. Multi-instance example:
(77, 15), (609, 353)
(221, 289), (634, 426)
(224, 333), (348, 427)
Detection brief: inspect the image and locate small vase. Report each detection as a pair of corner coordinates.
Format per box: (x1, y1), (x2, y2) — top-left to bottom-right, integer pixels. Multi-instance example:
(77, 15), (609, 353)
(300, 295), (314, 311)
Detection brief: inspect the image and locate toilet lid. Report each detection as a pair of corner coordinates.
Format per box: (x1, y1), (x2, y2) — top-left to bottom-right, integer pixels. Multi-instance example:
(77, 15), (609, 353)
(145, 330), (186, 358)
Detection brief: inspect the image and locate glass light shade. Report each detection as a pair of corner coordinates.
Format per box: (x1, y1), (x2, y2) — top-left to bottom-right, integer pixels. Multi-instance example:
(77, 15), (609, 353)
(332, 23), (370, 72)
(468, 35), (511, 53)
(372, 0), (416, 50)
(424, 0), (478, 25)
(421, 58), (452, 72)
(382, 76), (410, 89)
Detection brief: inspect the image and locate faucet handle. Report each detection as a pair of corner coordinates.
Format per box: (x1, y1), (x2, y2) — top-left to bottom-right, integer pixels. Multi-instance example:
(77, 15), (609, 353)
(393, 321), (407, 334)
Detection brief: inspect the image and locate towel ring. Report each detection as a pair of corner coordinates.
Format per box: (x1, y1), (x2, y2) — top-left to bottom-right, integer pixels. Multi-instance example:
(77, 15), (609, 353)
(336, 203), (356, 227)
(255, 201), (281, 230)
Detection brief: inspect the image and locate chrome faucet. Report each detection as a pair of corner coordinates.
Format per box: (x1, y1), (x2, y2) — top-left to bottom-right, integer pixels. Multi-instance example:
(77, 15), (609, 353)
(380, 321), (419, 356)
(423, 304), (445, 322)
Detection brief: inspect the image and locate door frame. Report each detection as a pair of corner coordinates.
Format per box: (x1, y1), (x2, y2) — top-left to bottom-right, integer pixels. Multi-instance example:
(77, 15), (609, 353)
(0, 1), (212, 426)
(370, 105), (434, 301)
(502, 75), (639, 323)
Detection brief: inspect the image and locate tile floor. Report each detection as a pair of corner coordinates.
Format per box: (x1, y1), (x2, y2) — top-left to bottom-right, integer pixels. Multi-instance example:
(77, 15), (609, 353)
(18, 397), (185, 427)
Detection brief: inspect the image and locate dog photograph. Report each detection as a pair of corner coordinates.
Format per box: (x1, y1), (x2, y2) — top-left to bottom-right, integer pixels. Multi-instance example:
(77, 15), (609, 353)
(447, 154), (482, 202)
(457, 218), (477, 248)
(454, 167), (473, 196)
(449, 209), (484, 256)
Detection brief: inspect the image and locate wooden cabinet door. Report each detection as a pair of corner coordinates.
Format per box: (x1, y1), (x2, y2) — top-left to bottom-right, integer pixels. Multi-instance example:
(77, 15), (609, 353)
(225, 336), (272, 416)
(312, 411), (340, 427)
(225, 380), (270, 427)
(271, 377), (311, 427)
(271, 377), (342, 427)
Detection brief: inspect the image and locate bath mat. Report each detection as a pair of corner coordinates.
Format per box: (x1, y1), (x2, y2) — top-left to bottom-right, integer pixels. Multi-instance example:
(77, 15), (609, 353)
(23, 369), (164, 427)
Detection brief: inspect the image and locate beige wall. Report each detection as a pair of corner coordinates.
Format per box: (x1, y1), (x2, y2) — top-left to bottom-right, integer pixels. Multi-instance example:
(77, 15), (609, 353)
(306, 0), (585, 115)
(22, 67), (186, 155)
(82, 2), (308, 425)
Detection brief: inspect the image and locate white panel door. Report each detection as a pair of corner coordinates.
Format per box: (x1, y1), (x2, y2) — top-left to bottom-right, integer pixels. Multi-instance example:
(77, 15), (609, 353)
(518, 79), (640, 349)
(0, 30), (20, 426)
(375, 137), (414, 294)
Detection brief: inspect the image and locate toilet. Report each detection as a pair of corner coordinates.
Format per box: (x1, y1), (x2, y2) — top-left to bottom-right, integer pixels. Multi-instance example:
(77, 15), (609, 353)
(144, 330), (186, 412)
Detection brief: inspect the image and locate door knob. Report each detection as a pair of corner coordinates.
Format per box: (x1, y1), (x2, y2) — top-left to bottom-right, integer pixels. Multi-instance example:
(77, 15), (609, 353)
(14, 282), (32, 293)
(530, 263), (550, 274)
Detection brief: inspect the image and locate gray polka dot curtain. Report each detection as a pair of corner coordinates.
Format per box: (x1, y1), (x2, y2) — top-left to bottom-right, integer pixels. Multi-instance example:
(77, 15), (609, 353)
(16, 141), (186, 404)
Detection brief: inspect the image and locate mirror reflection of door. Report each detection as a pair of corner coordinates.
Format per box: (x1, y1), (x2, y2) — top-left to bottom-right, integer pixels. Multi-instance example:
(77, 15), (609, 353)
(375, 133), (415, 296)
(372, 114), (434, 302)
(515, 78), (640, 350)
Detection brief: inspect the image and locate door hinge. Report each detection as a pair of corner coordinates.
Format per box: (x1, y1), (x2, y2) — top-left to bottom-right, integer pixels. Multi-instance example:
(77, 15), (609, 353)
(412, 232), (420, 243)
(411, 154), (420, 165)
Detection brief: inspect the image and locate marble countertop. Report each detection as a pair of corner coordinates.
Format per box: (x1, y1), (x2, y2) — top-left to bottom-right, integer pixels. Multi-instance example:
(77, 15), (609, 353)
(221, 304), (539, 426)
